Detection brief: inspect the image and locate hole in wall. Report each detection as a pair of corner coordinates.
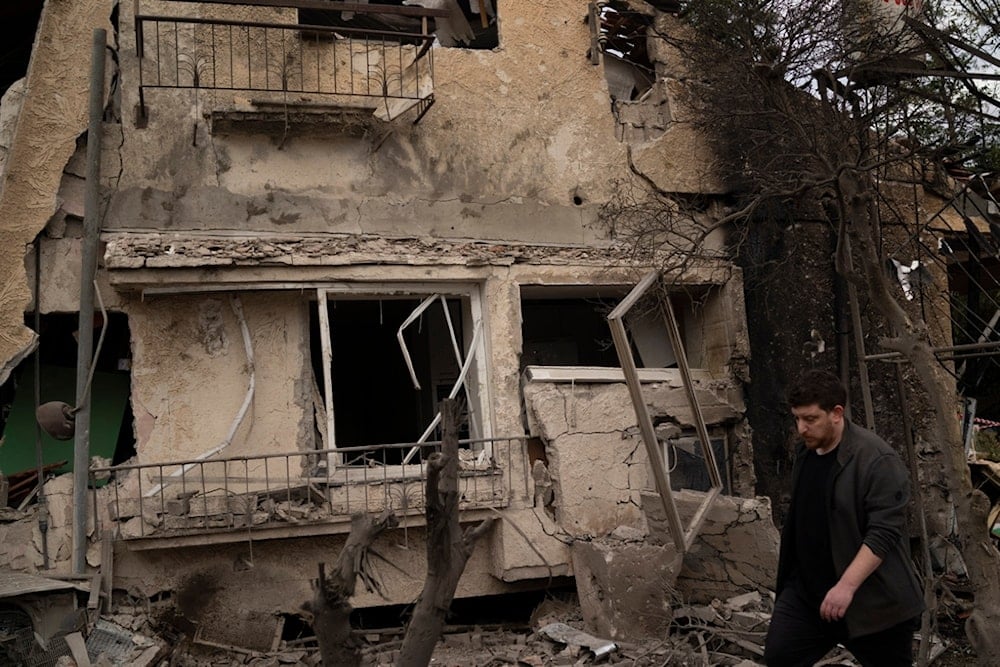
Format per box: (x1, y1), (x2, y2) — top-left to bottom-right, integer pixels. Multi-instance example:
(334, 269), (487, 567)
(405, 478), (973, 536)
(0, 1), (44, 98)
(0, 310), (135, 507)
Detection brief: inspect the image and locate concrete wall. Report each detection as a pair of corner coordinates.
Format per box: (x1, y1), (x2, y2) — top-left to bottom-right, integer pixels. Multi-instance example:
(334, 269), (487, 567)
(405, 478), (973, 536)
(127, 292), (312, 466)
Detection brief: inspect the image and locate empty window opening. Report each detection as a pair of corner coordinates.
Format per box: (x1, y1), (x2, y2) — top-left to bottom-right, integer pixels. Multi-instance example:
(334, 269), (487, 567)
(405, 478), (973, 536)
(520, 286), (695, 372)
(309, 292), (485, 464)
(520, 296), (623, 369)
(299, 0), (499, 49)
(0, 312), (135, 506)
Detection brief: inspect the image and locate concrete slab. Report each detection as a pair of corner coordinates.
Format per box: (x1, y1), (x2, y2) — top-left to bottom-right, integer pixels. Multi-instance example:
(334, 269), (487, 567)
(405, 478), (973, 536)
(571, 539), (681, 640)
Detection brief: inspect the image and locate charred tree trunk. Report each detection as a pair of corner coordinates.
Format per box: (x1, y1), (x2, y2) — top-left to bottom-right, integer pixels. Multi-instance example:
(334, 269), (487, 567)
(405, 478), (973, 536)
(396, 400), (495, 667)
(309, 510), (397, 667)
(839, 170), (1000, 664)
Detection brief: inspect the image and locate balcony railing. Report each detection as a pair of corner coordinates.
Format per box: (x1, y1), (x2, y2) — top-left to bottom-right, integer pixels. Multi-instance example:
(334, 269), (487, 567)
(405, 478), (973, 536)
(91, 437), (529, 543)
(134, 0), (446, 124)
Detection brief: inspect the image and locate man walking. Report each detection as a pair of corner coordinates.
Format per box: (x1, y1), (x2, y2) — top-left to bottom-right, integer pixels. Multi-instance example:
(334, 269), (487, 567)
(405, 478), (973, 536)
(764, 369), (924, 666)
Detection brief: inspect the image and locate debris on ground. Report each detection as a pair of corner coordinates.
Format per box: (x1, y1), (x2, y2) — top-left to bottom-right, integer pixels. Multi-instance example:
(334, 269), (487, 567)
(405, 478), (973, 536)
(0, 572), (960, 666)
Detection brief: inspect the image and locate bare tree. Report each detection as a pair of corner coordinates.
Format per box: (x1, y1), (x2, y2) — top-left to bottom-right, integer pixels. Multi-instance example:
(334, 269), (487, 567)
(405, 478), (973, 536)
(397, 399), (495, 667)
(307, 510), (398, 666)
(601, 0), (1000, 662)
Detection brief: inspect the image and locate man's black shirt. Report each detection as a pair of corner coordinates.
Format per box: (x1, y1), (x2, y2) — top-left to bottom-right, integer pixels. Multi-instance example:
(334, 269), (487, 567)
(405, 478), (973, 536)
(791, 449), (839, 606)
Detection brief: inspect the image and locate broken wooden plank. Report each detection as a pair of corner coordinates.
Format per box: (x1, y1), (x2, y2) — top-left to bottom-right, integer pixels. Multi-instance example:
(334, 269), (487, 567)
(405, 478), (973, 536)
(271, 615), (286, 652)
(88, 573), (101, 610)
(64, 631), (92, 667)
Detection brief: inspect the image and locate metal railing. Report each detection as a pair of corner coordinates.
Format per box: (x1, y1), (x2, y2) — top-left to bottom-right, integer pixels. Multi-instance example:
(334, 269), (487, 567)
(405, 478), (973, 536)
(91, 437), (529, 541)
(134, 0), (439, 123)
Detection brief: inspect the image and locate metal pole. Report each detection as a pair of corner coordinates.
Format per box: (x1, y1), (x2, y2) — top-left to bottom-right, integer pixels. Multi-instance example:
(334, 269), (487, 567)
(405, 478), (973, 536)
(33, 242), (50, 569)
(865, 339), (1000, 361)
(72, 28), (107, 575)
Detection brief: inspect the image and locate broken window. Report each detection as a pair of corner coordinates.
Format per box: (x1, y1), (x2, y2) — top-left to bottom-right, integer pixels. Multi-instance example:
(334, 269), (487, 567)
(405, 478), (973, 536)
(597, 2), (654, 102)
(309, 285), (489, 465)
(592, 1), (671, 142)
(659, 427), (731, 494)
(299, 0), (499, 49)
(519, 285), (699, 373)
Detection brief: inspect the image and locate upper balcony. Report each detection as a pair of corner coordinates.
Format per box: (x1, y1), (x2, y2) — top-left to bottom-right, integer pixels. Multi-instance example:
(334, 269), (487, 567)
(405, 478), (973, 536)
(133, 0), (450, 127)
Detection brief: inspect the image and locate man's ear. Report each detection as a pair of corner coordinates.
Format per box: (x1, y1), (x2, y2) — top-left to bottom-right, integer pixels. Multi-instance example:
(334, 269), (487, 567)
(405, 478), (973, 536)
(831, 405), (845, 420)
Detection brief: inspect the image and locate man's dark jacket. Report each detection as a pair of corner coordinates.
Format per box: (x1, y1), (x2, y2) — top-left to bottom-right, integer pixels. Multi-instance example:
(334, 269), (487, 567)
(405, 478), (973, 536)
(775, 420), (925, 638)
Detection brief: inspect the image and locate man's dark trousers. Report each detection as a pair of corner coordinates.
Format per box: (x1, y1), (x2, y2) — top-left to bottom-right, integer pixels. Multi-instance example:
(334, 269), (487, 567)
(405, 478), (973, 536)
(764, 582), (916, 667)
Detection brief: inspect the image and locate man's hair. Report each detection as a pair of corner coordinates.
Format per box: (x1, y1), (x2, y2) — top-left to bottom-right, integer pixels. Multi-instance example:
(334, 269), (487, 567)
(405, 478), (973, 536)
(787, 369), (847, 412)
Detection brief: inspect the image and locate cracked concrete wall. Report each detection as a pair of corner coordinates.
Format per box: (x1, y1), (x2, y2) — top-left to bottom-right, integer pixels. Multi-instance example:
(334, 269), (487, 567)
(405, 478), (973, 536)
(108, 523), (512, 646)
(126, 292), (312, 468)
(643, 489), (780, 603)
(628, 13), (727, 195)
(523, 377), (742, 538)
(106, 0), (714, 246)
(0, 0), (113, 383)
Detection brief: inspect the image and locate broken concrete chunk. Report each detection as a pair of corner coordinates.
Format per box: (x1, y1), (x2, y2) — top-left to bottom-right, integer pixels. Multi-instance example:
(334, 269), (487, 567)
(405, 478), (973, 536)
(538, 622), (616, 658)
(571, 540), (679, 640)
(610, 524), (646, 541)
(724, 590), (763, 612)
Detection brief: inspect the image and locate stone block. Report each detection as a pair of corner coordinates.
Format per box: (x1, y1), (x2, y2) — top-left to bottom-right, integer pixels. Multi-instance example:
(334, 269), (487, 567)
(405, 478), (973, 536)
(490, 508), (571, 582)
(188, 494), (255, 517)
(642, 490), (779, 604)
(570, 539), (680, 640)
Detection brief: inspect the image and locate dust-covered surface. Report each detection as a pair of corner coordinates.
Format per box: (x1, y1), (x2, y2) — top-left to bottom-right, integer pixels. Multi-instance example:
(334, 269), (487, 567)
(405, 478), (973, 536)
(27, 588), (971, 667)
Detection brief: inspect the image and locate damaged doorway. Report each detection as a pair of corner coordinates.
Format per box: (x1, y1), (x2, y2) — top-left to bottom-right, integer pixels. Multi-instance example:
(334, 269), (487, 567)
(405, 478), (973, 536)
(0, 312), (135, 507)
(309, 286), (489, 465)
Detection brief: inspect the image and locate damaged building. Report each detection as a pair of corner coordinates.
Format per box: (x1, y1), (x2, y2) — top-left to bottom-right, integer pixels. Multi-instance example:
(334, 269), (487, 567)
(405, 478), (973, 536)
(0, 0), (781, 654)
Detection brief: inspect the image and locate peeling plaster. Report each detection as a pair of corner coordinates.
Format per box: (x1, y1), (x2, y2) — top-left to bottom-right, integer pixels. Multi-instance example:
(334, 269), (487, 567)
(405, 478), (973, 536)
(0, 0), (113, 381)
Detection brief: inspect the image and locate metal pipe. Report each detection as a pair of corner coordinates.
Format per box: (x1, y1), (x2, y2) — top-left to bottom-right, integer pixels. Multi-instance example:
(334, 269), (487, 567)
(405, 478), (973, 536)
(72, 28), (107, 575)
(33, 241), (50, 569)
(865, 339), (1000, 361)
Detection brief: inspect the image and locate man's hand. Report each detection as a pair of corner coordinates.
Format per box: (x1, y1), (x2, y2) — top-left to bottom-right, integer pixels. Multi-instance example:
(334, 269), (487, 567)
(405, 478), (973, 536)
(820, 580), (857, 621)
(821, 544), (884, 622)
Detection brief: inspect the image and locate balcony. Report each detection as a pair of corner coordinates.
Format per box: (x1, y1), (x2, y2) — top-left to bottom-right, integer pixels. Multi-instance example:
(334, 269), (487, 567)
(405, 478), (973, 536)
(133, 0), (447, 126)
(91, 437), (528, 549)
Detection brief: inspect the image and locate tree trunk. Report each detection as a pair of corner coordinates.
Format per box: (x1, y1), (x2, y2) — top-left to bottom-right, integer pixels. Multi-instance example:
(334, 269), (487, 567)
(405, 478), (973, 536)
(396, 399), (495, 667)
(840, 170), (1000, 665)
(310, 510), (397, 667)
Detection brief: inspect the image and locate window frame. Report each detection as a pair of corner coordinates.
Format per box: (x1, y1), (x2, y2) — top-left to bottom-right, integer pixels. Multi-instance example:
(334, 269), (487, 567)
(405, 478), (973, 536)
(314, 282), (492, 465)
